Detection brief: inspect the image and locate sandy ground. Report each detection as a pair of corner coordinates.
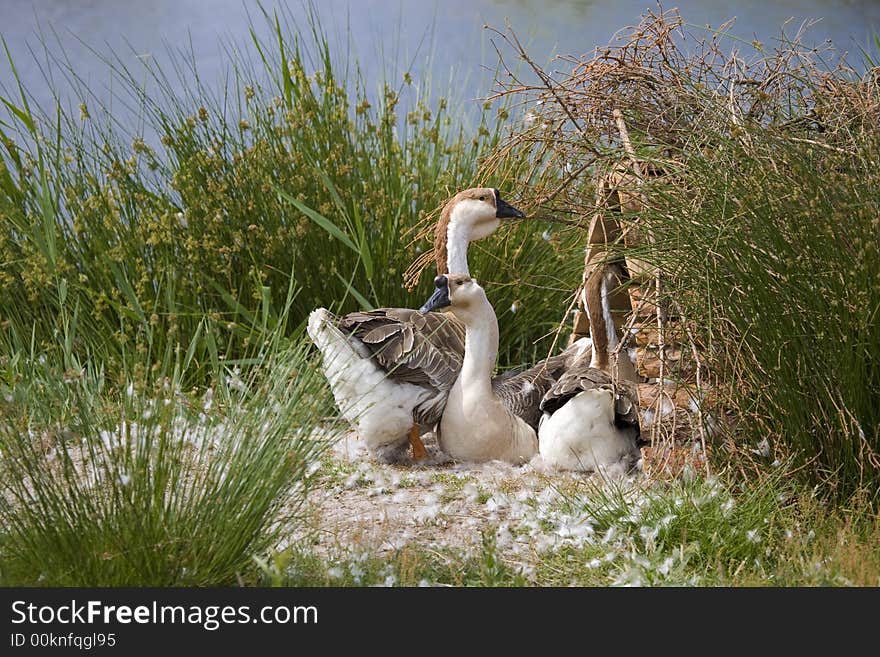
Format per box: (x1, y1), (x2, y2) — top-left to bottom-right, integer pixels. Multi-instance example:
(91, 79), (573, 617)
(298, 428), (634, 558)
(296, 409), (706, 575)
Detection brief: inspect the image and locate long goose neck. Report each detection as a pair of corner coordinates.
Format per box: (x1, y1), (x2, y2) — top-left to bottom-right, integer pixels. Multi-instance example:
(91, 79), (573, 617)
(588, 311), (619, 370)
(588, 270), (619, 370)
(459, 300), (498, 398)
(586, 267), (639, 383)
(445, 219), (471, 275)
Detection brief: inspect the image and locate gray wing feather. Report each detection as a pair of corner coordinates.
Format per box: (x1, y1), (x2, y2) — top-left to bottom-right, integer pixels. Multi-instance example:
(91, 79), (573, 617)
(338, 308), (465, 394)
(490, 338), (593, 430)
(540, 361), (641, 437)
(492, 352), (572, 430)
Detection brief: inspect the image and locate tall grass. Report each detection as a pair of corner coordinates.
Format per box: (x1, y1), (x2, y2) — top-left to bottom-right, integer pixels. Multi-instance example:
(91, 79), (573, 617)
(0, 289), (336, 585)
(643, 126), (880, 499)
(0, 4), (580, 383)
(562, 472), (787, 586)
(547, 470), (878, 586)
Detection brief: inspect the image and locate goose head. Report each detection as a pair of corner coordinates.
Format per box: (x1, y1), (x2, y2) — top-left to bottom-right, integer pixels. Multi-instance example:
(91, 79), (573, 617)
(419, 273), (487, 324)
(435, 188), (525, 275)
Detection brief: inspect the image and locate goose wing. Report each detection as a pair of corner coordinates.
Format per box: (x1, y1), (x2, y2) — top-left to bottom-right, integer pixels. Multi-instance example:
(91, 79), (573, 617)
(539, 363), (641, 435)
(339, 308), (465, 392)
(492, 352), (571, 430)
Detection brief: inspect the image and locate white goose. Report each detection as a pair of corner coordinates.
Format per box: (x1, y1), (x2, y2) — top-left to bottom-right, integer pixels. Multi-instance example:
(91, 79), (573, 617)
(419, 274), (539, 464)
(307, 188), (529, 463)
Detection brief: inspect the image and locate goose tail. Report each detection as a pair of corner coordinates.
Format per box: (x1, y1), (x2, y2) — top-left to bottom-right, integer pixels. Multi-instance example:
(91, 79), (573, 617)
(307, 308), (343, 353)
(307, 308), (369, 361)
(306, 308), (371, 418)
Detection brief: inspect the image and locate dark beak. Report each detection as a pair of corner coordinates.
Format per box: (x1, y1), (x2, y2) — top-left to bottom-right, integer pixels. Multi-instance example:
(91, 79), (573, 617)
(494, 189), (526, 220)
(419, 276), (450, 314)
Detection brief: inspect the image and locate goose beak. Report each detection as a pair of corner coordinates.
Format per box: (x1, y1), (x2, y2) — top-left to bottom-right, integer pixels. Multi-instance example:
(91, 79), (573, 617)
(419, 276), (450, 313)
(494, 190), (526, 220)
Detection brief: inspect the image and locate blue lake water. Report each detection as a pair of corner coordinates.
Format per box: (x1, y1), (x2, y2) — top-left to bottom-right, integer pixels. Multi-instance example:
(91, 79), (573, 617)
(2, 1), (879, 121)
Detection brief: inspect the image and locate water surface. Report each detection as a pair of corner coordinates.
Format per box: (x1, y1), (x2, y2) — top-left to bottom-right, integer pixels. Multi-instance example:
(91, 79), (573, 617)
(3, 1), (878, 120)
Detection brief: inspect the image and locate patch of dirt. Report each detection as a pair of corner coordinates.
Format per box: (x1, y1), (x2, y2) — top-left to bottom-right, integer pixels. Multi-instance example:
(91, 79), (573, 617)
(297, 429), (600, 557)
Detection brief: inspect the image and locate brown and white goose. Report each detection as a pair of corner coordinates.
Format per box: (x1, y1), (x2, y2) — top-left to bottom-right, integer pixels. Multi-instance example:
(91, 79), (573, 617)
(581, 258), (639, 383)
(537, 365), (643, 476)
(307, 188), (527, 463)
(538, 260), (644, 475)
